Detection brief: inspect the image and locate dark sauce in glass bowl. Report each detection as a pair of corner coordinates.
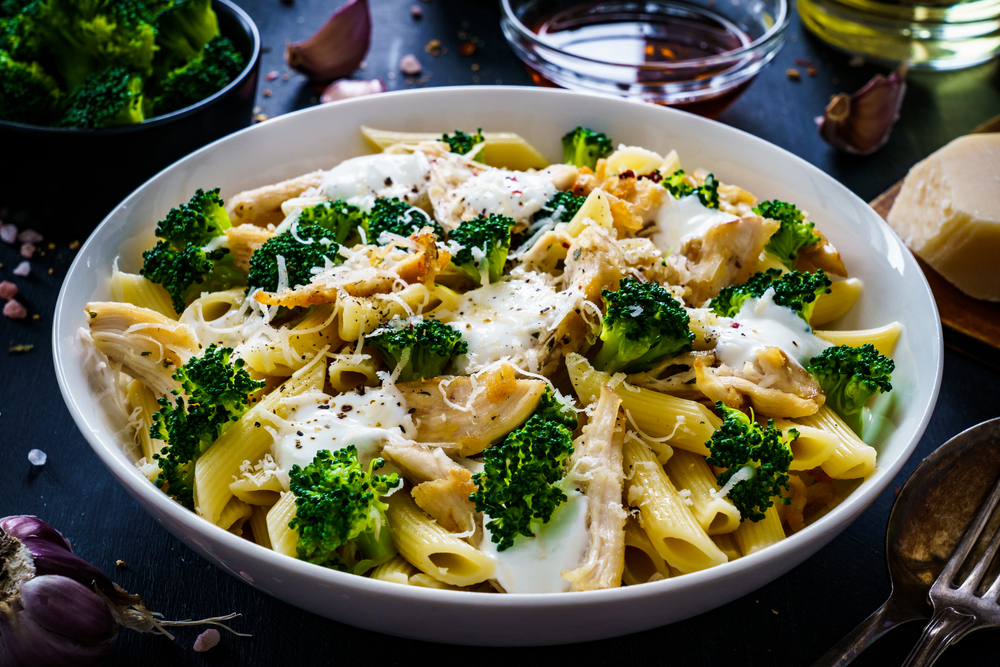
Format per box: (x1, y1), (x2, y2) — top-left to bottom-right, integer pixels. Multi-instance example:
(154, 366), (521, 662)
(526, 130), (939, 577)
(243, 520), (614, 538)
(523, 1), (757, 117)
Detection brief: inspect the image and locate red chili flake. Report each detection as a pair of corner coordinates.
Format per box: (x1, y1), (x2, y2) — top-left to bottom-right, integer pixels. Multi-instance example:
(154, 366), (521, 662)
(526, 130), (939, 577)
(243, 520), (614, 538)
(730, 322), (740, 328)
(458, 42), (476, 57)
(512, 190), (522, 196)
(795, 58), (814, 68)
(618, 170), (635, 179)
(639, 171), (663, 183)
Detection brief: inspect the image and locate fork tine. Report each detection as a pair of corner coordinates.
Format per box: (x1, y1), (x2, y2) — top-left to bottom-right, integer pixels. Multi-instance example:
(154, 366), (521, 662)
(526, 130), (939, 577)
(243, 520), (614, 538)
(960, 514), (1000, 593)
(938, 471), (1000, 586)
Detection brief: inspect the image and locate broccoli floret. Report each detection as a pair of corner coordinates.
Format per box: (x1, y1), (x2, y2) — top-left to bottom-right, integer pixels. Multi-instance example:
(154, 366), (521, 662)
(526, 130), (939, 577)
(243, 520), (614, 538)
(153, 0), (218, 71)
(140, 188), (242, 313)
(56, 65), (144, 128)
(365, 197), (444, 244)
(441, 128), (483, 156)
(662, 169), (720, 209)
(151, 34), (243, 115)
(150, 344), (264, 509)
(755, 200), (822, 270)
(449, 213), (514, 284)
(807, 344), (894, 434)
(0, 0), (45, 62)
(288, 447), (400, 573)
(296, 199), (366, 247)
(47, 0), (158, 90)
(711, 269), (832, 323)
(561, 126), (613, 169)
(365, 317), (468, 382)
(533, 385), (578, 431)
(705, 403), (796, 522)
(592, 277), (694, 374)
(470, 414), (575, 551)
(245, 223), (341, 294)
(532, 191), (585, 224)
(0, 48), (61, 123)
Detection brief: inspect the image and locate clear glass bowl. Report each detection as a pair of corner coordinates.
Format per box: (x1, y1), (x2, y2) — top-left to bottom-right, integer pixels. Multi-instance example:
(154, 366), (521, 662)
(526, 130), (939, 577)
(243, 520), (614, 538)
(500, 0), (790, 117)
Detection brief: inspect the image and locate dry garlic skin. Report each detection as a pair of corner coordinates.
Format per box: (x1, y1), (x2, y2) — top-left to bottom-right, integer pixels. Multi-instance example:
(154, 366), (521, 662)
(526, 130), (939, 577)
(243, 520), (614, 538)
(886, 134), (1000, 301)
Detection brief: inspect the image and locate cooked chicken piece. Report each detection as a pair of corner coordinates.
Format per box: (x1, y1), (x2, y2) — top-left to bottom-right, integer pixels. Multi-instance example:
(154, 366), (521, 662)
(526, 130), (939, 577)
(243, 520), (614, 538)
(798, 230), (848, 277)
(541, 164), (579, 191)
(226, 224), (273, 273)
(570, 167), (599, 197)
(85, 301), (198, 396)
(625, 368), (704, 401)
(517, 227), (573, 275)
(253, 231), (448, 308)
(563, 385), (627, 591)
(554, 226), (626, 354)
(676, 214), (779, 305)
(397, 369), (547, 456)
(693, 348), (824, 418)
(226, 170), (326, 228)
(382, 441), (477, 533)
(600, 174), (665, 226)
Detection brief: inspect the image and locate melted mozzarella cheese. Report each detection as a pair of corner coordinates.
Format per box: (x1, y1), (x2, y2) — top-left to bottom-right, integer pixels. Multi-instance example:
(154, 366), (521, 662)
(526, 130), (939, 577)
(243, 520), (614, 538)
(438, 272), (566, 374)
(712, 288), (831, 368)
(271, 388), (410, 473)
(320, 152), (431, 211)
(650, 194), (738, 254)
(481, 487), (590, 594)
(449, 169), (556, 224)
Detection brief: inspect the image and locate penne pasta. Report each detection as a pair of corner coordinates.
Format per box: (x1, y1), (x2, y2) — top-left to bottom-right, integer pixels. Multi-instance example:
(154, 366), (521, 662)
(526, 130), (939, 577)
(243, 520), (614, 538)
(266, 491), (298, 557)
(623, 435), (727, 573)
(229, 472), (284, 506)
(712, 532), (742, 562)
(247, 504), (273, 550)
(565, 188), (613, 237)
(370, 554), (417, 585)
(359, 126), (549, 170)
(621, 517), (672, 586)
(662, 449), (741, 535)
(218, 496), (253, 535)
(811, 278), (863, 327)
(125, 379), (165, 460)
(815, 321), (901, 357)
(112, 268), (177, 318)
(773, 420), (839, 471)
(327, 353), (380, 393)
(734, 504), (785, 556)
(798, 407), (877, 479)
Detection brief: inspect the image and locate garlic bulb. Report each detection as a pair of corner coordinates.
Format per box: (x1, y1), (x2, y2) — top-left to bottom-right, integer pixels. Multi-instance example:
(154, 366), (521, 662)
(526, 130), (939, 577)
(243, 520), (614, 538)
(816, 63), (908, 156)
(286, 0), (371, 82)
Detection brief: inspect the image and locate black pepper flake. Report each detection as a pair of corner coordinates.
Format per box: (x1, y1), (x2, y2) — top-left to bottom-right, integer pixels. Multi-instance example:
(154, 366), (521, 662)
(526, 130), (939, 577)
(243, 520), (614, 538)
(296, 430), (304, 436)
(318, 404), (331, 410)
(254, 422), (261, 427)
(407, 407), (416, 414)
(341, 405), (353, 412)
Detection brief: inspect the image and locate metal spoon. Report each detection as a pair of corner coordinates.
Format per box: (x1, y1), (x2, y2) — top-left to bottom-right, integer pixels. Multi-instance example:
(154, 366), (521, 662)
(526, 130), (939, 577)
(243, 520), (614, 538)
(812, 417), (1000, 666)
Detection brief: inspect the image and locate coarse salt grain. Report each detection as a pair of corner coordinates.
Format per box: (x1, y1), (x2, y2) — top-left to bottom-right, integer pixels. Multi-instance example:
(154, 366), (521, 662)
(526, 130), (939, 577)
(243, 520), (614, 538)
(28, 449), (47, 466)
(399, 54), (422, 75)
(20, 243), (35, 259)
(17, 229), (42, 244)
(0, 281), (16, 300)
(0, 223), (15, 244)
(3, 299), (26, 319)
(193, 628), (221, 652)
(13, 261), (29, 277)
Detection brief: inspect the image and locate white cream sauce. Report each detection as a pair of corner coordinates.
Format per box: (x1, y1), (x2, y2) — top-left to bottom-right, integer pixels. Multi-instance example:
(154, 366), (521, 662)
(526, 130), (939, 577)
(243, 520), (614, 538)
(481, 486), (590, 594)
(320, 152), (431, 211)
(436, 271), (567, 374)
(712, 288), (831, 368)
(650, 194), (739, 255)
(448, 169), (556, 224)
(271, 388), (411, 473)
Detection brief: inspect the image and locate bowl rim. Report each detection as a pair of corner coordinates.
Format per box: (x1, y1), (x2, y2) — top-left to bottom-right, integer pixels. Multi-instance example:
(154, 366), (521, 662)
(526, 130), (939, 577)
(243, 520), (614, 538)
(499, 0), (791, 71)
(52, 85), (943, 611)
(0, 0), (260, 135)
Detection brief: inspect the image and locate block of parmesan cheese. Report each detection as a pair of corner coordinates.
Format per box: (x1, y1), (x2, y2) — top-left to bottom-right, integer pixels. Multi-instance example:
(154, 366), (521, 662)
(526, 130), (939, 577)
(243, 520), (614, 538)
(886, 134), (1000, 301)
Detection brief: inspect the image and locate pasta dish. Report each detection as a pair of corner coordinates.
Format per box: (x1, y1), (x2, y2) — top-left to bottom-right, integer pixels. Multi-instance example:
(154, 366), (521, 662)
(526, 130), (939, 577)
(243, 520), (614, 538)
(80, 126), (899, 594)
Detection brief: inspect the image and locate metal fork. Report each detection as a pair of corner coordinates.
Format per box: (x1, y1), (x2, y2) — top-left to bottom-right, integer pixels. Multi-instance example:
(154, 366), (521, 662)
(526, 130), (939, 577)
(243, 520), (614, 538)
(901, 469), (1000, 667)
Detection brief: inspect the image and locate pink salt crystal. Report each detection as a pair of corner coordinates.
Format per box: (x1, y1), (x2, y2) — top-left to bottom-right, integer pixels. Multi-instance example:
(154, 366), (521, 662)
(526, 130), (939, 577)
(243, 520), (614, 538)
(399, 54), (421, 75)
(410, 4), (422, 18)
(20, 243), (35, 258)
(193, 628), (221, 652)
(0, 223), (15, 244)
(0, 281), (16, 300)
(13, 261), (29, 277)
(17, 229), (42, 244)
(3, 299), (26, 319)
(265, 70), (279, 81)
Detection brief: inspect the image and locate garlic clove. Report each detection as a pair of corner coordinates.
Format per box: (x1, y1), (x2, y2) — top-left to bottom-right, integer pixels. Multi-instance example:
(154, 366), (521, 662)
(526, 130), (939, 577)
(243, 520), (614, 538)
(286, 0), (371, 82)
(816, 62), (908, 155)
(320, 77), (386, 104)
(20, 576), (118, 646)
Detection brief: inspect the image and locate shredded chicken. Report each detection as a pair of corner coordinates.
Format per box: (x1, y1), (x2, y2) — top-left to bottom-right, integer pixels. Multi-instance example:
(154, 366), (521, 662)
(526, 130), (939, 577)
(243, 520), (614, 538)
(693, 348), (824, 418)
(563, 385), (627, 591)
(85, 301), (198, 396)
(397, 371), (547, 456)
(600, 174), (665, 227)
(382, 441), (477, 534)
(798, 230), (848, 277)
(226, 170), (326, 228)
(226, 224), (273, 273)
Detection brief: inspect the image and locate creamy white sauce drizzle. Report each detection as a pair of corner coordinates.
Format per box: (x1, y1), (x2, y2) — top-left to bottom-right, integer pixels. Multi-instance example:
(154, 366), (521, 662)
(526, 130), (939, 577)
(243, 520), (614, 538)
(436, 272), (566, 374)
(320, 152), (431, 211)
(712, 288), (831, 368)
(651, 194), (739, 255)
(271, 388), (410, 473)
(481, 486), (590, 594)
(449, 169), (556, 224)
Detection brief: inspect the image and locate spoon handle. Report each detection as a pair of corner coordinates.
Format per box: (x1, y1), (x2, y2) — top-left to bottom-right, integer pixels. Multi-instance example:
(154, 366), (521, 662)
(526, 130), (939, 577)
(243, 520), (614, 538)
(811, 596), (920, 667)
(900, 606), (979, 667)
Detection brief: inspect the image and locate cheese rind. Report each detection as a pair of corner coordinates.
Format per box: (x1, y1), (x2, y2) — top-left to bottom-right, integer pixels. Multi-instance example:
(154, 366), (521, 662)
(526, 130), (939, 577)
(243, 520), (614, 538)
(886, 134), (1000, 302)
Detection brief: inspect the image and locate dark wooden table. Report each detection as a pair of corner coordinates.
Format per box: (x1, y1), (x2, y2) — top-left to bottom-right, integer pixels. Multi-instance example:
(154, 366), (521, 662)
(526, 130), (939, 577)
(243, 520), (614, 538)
(2, 1), (999, 664)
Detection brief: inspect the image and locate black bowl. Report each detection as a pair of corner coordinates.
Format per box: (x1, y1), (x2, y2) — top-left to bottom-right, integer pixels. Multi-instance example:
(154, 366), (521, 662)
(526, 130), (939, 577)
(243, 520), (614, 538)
(1, 0), (261, 236)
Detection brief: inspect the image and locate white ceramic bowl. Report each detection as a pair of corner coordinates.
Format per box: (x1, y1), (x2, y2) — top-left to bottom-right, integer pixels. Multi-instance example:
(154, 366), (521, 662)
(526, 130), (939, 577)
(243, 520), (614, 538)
(52, 86), (943, 646)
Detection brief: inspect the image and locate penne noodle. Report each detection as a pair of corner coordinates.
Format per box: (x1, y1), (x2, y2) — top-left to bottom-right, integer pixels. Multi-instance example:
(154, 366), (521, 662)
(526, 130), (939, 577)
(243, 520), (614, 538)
(773, 420), (839, 471)
(359, 126), (549, 170)
(229, 472), (284, 506)
(112, 268), (177, 318)
(218, 496), (252, 535)
(662, 449), (741, 535)
(734, 504), (785, 556)
(798, 407), (877, 479)
(266, 491), (298, 557)
(125, 379), (165, 460)
(811, 278), (863, 327)
(712, 532), (742, 562)
(370, 554), (417, 585)
(621, 517), (672, 586)
(814, 321), (901, 357)
(247, 504), (273, 550)
(565, 188), (613, 237)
